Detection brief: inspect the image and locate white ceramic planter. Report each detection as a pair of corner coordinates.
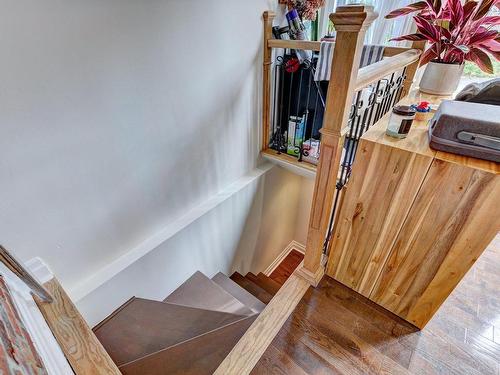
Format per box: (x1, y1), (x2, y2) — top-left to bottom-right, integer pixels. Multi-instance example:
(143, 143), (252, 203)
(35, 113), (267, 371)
(419, 61), (465, 96)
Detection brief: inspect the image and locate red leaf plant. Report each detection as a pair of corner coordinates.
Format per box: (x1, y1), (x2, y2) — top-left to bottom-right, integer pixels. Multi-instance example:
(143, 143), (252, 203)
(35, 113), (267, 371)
(287, 0), (326, 20)
(386, 0), (500, 73)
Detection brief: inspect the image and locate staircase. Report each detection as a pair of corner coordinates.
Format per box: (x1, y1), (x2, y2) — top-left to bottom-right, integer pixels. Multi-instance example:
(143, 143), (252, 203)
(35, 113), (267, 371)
(93, 269), (286, 375)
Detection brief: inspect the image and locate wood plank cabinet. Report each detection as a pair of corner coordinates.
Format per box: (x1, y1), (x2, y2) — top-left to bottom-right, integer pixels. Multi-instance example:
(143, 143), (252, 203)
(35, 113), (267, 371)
(327, 95), (500, 328)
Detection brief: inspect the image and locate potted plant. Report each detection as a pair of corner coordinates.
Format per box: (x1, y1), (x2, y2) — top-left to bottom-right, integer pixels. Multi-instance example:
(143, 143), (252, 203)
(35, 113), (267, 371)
(386, 0), (500, 95)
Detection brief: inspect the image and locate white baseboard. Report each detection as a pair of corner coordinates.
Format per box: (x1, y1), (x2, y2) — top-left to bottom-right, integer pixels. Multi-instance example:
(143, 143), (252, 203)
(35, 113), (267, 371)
(263, 240), (305, 276)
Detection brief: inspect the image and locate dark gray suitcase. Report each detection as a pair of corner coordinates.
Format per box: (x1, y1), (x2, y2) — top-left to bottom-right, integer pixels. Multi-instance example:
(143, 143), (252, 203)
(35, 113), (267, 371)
(428, 100), (500, 163)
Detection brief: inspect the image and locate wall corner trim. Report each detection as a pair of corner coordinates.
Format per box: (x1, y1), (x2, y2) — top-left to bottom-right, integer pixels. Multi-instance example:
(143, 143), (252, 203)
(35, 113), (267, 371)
(68, 163), (275, 303)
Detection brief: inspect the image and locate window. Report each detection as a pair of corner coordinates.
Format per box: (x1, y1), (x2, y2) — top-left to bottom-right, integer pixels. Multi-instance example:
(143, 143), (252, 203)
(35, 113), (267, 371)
(319, 0), (415, 46)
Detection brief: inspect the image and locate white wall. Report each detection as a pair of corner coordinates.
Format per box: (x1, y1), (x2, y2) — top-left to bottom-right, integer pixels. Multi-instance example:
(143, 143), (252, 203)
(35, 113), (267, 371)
(78, 166), (311, 326)
(0, 0), (316, 324)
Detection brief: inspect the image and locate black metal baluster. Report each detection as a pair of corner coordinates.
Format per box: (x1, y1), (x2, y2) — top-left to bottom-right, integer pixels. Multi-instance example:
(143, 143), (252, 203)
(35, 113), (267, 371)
(271, 57), (279, 148)
(284, 68), (295, 155)
(277, 57), (286, 153)
(300, 65), (314, 162)
(294, 68), (304, 159)
(393, 67), (407, 106)
(373, 78), (391, 123)
(363, 80), (381, 133)
(381, 73), (397, 117)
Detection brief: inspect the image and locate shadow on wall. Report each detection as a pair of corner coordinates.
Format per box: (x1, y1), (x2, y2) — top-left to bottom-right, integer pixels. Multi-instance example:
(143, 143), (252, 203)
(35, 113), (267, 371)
(77, 166), (311, 327)
(0, 0), (271, 295)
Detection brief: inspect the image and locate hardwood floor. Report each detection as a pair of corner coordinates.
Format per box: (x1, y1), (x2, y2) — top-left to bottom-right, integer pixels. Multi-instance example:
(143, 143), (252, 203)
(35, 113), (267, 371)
(270, 250), (305, 285)
(252, 236), (500, 375)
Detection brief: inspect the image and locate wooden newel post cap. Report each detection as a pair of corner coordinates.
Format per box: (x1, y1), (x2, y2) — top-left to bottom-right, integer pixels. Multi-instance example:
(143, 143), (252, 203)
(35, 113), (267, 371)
(330, 5), (378, 32)
(263, 11), (276, 21)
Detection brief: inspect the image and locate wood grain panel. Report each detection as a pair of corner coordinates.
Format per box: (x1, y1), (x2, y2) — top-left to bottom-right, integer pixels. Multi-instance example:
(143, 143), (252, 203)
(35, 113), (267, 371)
(370, 159), (500, 328)
(360, 106), (436, 158)
(35, 279), (121, 375)
(302, 5), (376, 279)
(327, 139), (433, 296)
(435, 150), (500, 175)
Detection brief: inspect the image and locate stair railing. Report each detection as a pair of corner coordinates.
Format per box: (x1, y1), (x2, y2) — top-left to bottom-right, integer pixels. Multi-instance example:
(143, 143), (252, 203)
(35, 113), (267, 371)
(261, 5), (425, 286)
(0, 245), (52, 302)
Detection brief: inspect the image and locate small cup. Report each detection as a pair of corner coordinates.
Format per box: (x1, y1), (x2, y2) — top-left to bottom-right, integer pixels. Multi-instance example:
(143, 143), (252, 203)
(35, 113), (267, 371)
(386, 105), (416, 139)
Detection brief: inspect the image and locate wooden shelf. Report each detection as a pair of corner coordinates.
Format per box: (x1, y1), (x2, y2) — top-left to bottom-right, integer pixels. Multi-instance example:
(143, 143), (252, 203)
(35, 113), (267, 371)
(261, 149), (317, 179)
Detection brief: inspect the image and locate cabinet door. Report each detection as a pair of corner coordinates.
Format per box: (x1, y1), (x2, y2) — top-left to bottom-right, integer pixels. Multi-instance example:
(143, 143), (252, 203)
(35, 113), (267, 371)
(369, 159), (500, 328)
(327, 139), (433, 296)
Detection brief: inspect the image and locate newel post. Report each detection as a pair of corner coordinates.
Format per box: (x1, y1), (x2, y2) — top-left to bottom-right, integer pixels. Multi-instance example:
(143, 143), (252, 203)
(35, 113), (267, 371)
(262, 11), (276, 151)
(298, 5), (377, 286)
(401, 40), (427, 98)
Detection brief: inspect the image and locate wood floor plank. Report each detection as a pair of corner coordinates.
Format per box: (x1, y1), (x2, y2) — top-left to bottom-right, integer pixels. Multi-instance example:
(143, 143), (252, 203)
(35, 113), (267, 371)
(214, 272), (310, 375)
(253, 235), (500, 375)
(299, 283), (415, 369)
(249, 344), (308, 375)
(270, 322), (354, 375)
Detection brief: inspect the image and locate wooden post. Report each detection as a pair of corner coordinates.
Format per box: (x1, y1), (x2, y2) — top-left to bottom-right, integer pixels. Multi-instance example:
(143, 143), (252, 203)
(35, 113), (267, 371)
(298, 5), (377, 286)
(262, 11), (276, 151)
(401, 40), (427, 98)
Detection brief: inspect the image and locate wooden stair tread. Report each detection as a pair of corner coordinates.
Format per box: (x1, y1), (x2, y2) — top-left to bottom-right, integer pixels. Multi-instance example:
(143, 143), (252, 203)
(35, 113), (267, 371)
(119, 314), (258, 375)
(211, 272), (266, 313)
(257, 273), (282, 294)
(230, 272), (273, 304)
(269, 250), (305, 285)
(245, 272), (280, 296)
(163, 271), (253, 316)
(93, 297), (244, 367)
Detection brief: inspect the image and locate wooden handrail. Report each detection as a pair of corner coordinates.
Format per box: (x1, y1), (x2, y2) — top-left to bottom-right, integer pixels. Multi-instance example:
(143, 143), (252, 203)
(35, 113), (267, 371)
(269, 41), (411, 56)
(383, 46), (412, 57)
(355, 49), (422, 91)
(268, 39), (322, 52)
(0, 245), (53, 303)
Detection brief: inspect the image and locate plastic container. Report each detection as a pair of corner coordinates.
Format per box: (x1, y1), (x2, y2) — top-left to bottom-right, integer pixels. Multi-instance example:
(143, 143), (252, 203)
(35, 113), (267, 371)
(386, 105), (416, 139)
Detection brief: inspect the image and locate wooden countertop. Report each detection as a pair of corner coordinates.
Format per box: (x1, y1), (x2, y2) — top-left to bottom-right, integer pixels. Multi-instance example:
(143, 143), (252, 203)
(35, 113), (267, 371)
(362, 92), (500, 175)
